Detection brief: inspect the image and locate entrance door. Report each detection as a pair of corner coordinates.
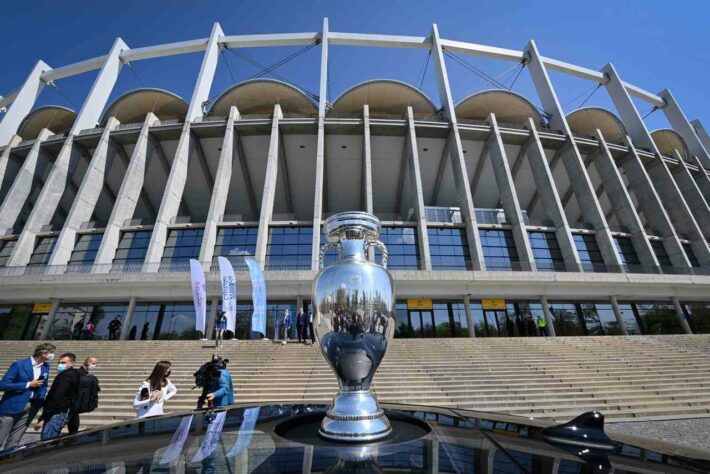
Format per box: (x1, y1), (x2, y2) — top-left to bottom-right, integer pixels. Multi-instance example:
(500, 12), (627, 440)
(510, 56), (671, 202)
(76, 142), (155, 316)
(409, 310), (435, 337)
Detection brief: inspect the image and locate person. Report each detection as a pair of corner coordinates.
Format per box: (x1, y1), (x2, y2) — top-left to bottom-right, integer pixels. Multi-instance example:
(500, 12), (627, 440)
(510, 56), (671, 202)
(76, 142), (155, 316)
(82, 320), (95, 340)
(35, 352), (81, 441)
(66, 356), (100, 434)
(140, 322), (150, 340)
(537, 316), (547, 336)
(204, 356), (234, 407)
(505, 316), (515, 337)
(128, 325), (137, 340)
(308, 310), (315, 344)
(525, 315), (538, 337)
(72, 321), (83, 340)
(296, 307), (307, 343)
(133, 361), (176, 419)
(515, 315), (526, 337)
(108, 317), (122, 340)
(282, 309), (292, 345)
(0, 343), (54, 450)
(215, 311), (227, 349)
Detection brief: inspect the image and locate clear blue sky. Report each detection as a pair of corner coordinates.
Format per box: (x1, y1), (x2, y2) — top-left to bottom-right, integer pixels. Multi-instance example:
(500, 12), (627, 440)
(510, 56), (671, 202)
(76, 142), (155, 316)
(1, 0), (707, 130)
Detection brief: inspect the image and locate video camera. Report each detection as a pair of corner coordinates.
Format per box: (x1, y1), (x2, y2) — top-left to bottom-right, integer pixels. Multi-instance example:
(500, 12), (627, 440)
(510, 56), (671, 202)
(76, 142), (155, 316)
(194, 355), (230, 409)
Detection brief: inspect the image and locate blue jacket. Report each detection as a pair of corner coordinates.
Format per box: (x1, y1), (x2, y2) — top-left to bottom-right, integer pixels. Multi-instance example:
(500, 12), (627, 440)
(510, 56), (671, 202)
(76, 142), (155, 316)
(208, 369), (235, 407)
(0, 358), (50, 415)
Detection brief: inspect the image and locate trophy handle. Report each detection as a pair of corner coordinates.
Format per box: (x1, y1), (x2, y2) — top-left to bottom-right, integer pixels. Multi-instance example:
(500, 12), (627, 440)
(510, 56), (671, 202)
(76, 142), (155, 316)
(319, 242), (341, 270)
(365, 240), (388, 269)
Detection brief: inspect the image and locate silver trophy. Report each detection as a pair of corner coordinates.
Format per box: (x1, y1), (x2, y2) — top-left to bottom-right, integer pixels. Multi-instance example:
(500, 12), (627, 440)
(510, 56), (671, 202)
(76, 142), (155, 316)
(313, 212), (395, 442)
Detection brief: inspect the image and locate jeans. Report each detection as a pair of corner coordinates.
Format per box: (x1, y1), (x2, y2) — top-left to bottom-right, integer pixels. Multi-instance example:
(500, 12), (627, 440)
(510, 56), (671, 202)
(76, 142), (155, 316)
(41, 412), (69, 441)
(0, 402), (41, 450)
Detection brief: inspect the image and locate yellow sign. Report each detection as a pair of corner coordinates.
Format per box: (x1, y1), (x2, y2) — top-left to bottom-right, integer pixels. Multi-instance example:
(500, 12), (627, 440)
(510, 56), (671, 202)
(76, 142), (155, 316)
(481, 299), (506, 310)
(32, 303), (53, 313)
(407, 299), (433, 310)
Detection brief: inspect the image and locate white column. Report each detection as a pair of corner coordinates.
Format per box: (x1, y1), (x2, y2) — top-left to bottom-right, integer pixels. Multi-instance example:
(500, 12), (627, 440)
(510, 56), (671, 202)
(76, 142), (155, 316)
(0, 136), (22, 198)
(692, 119), (710, 153)
(430, 23), (485, 269)
(540, 296), (556, 337)
(48, 118), (120, 266)
(463, 295), (475, 338)
(363, 104), (373, 213)
(405, 107), (432, 270)
(93, 114), (159, 267)
(671, 296), (692, 335)
(658, 90), (710, 167)
(254, 105), (283, 267)
(198, 106), (239, 270)
(310, 18), (329, 271)
(119, 297), (138, 340)
(0, 60), (51, 147)
(609, 296), (629, 336)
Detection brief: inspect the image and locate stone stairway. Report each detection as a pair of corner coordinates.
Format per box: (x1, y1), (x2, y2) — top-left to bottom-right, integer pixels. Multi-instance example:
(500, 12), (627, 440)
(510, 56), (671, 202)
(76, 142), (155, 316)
(0, 335), (709, 431)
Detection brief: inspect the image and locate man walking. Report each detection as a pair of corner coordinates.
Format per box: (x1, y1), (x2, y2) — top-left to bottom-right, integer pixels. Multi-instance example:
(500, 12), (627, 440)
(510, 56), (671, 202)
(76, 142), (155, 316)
(0, 343), (55, 450)
(66, 356), (100, 434)
(35, 353), (81, 441)
(308, 310), (315, 344)
(282, 309), (292, 345)
(296, 307), (307, 343)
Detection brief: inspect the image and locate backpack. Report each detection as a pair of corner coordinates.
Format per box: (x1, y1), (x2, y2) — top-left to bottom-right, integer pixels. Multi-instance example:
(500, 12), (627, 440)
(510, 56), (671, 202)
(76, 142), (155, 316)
(72, 374), (100, 414)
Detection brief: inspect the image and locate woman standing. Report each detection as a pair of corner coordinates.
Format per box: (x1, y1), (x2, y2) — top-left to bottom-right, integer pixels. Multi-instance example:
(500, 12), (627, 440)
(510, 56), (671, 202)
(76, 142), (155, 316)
(133, 361), (177, 418)
(215, 311), (227, 348)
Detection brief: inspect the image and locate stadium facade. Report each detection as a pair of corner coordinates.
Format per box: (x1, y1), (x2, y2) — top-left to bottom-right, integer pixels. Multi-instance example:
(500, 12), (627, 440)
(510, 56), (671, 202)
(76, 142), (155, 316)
(0, 20), (709, 342)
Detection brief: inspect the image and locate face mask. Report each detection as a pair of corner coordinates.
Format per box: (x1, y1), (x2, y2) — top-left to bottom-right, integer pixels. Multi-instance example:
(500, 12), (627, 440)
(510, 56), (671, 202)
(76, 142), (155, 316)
(86, 364), (97, 373)
(45, 352), (55, 362)
(56, 363), (68, 373)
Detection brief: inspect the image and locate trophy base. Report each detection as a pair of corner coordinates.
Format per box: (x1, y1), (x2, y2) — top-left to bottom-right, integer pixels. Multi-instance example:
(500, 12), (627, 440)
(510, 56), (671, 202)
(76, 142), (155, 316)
(319, 390), (392, 442)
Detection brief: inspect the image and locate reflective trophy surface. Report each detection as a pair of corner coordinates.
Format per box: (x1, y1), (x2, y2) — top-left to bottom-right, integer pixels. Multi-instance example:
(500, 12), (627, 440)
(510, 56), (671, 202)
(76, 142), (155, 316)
(313, 212), (395, 441)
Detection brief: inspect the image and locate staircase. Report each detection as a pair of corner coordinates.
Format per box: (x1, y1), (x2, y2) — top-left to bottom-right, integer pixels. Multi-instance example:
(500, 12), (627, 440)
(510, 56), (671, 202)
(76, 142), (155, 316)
(0, 335), (709, 431)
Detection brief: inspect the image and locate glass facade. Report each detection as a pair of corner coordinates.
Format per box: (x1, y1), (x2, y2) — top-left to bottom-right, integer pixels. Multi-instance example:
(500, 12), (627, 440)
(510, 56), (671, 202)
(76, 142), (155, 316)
(479, 229), (519, 271)
(266, 227), (312, 270)
(613, 236), (640, 270)
(631, 302), (683, 334)
(427, 227), (471, 270)
(47, 303), (129, 340)
(650, 240), (672, 267)
(28, 236), (58, 266)
(67, 233), (103, 270)
(161, 228), (204, 270)
(528, 231), (565, 271)
(213, 226), (257, 269)
(573, 233), (605, 272)
(0, 304), (39, 340)
(683, 302), (710, 334)
(375, 227), (419, 270)
(128, 302), (209, 340)
(394, 301), (469, 338)
(113, 230), (152, 270)
(0, 239), (16, 267)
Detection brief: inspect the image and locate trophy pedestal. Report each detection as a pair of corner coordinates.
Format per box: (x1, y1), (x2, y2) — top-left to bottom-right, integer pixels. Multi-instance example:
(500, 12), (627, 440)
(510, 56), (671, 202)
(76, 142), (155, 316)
(319, 390), (392, 442)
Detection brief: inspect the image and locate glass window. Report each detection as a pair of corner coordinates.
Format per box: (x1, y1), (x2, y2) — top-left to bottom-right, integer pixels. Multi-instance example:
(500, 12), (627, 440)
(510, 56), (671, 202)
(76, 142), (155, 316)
(573, 234), (605, 272)
(479, 229), (519, 271)
(428, 227), (471, 270)
(129, 302), (210, 340)
(528, 231), (565, 272)
(649, 240), (672, 268)
(394, 302), (413, 338)
(615, 303), (641, 335)
(67, 233), (103, 270)
(683, 302), (710, 334)
(0, 304), (37, 340)
(213, 227), (257, 270)
(449, 303), (469, 337)
(613, 236), (640, 270)
(374, 227), (419, 270)
(47, 303), (129, 340)
(0, 239), (17, 267)
(632, 302), (683, 334)
(161, 228), (204, 270)
(113, 230), (152, 270)
(683, 244), (700, 267)
(267, 301), (297, 340)
(549, 302), (586, 336)
(266, 227), (312, 270)
(515, 301), (546, 337)
(467, 301), (487, 337)
(28, 236), (58, 266)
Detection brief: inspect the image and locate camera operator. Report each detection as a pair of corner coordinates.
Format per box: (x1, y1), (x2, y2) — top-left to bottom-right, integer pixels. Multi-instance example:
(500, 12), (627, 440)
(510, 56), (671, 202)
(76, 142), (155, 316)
(196, 356), (234, 408)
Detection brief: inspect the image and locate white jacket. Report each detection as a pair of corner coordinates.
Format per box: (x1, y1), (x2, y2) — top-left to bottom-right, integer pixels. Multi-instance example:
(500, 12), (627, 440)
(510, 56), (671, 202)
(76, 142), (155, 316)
(133, 380), (177, 418)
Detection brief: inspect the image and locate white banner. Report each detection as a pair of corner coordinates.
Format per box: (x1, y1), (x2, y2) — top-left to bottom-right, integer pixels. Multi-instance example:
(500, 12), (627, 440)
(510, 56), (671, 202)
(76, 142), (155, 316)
(190, 411), (227, 463)
(159, 414), (194, 465)
(226, 407), (260, 458)
(245, 258), (267, 338)
(190, 259), (207, 335)
(217, 256), (237, 333)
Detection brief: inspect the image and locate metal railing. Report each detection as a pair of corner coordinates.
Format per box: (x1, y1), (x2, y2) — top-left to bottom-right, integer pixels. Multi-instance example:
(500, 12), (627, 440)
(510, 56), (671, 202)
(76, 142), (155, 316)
(196, 115), (226, 123)
(78, 127), (104, 136)
(157, 119), (181, 126)
(115, 122), (142, 131)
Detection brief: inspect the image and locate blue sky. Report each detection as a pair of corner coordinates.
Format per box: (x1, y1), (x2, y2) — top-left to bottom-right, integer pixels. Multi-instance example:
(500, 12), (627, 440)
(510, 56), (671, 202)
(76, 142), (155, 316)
(1, 0), (707, 130)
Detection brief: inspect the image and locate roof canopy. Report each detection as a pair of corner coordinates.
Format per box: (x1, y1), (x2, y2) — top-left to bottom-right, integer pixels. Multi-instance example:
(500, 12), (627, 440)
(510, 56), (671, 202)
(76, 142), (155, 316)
(651, 128), (689, 159)
(566, 107), (627, 143)
(102, 88), (188, 124)
(455, 89), (544, 126)
(331, 79), (437, 119)
(18, 105), (77, 140)
(209, 79), (317, 116)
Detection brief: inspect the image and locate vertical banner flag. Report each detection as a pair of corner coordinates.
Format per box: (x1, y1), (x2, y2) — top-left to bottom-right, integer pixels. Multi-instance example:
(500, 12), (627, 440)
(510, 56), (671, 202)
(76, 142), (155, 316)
(159, 414), (194, 464)
(190, 259), (207, 335)
(217, 256), (237, 333)
(190, 411), (227, 463)
(245, 258), (266, 338)
(227, 407), (261, 458)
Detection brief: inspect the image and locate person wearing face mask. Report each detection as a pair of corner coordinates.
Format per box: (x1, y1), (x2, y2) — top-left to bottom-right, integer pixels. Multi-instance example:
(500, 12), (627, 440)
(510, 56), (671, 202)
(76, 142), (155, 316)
(0, 343), (55, 449)
(34, 353), (81, 441)
(66, 356), (101, 434)
(133, 361), (177, 418)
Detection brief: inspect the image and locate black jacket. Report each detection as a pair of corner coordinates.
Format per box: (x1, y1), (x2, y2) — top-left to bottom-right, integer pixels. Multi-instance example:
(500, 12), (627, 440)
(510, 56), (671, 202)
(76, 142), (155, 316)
(40, 368), (81, 421)
(296, 312), (307, 326)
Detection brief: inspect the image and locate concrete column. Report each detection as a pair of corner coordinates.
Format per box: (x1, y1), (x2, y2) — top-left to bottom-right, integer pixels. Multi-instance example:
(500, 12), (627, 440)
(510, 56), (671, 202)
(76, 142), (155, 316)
(38, 298), (61, 340)
(0, 129), (52, 232)
(463, 295), (475, 338)
(93, 114), (159, 266)
(692, 119), (710, 153)
(603, 63), (710, 266)
(48, 118), (120, 266)
(430, 23), (485, 269)
(670, 150), (710, 235)
(525, 119), (581, 271)
(609, 296), (629, 336)
(0, 60), (51, 147)
(658, 90), (710, 167)
(198, 107), (239, 271)
(363, 105), (373, 213)
(405, 107), (432, 270)
(143, 24), (224, 270)
(310, 18), (329, 271)
(487, 113), (535, 270)
(689, 155), (710, 203)
(119, 297), (138, 340)
(540, 296), (556, 337)
(671, 296), (692, 335)
(0, 136), (22, 198)
(206, 296), (219, 340)
(254, 105), (283, 268)
(593, 130), (658, 269)
(527, 41), (622, 271)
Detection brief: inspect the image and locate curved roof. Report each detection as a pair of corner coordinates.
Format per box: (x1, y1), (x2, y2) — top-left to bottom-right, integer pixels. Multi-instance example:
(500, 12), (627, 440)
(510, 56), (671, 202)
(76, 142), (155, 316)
(102, 88), (188, 124)
(566, 107), (627, 143)
(651, 128), (689, 159)
(209, 79), (317, 116)
(455, 89), (545, 126)
(18, 105), (77, 140)
(331, 79), (437, 119)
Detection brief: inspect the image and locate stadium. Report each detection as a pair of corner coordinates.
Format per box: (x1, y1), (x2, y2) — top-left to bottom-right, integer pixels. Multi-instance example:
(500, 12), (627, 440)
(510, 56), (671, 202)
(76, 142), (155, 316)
(0, 18), (709, 345)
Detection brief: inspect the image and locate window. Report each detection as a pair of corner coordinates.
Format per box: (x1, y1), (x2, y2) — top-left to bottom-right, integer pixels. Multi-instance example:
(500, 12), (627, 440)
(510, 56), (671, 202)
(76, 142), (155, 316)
(113, 231), (152, 270)
(479, 229), (519, 271)
(266, 227), (312, 270)
(161, 228), (204, 270)
(615, 303), (641, 335)
(650, 240), (672, 268)
(375, 227), (419, 270)
(528, 231), (565, 271)
(130, 302), (210, 340)
(427, 227), (471, 270)
(0, 304), (36, 340)
(548, 302), (586, 336)
(573, 234), (605, 272)
(0, 239), (16, 267)
(28, 236), (58, 266)
(632, 302), (683, 334)
(613, 236), (640, 271)
(683, 244), (700, 267)
(213, 227), (257, 269)
(67, 233), (103, 270)
(683, 302), (710, 334)
(47, 303), (128, 340)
